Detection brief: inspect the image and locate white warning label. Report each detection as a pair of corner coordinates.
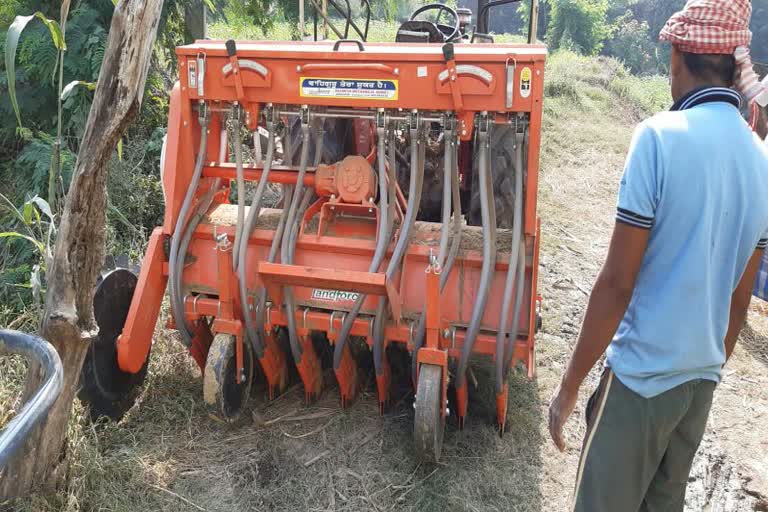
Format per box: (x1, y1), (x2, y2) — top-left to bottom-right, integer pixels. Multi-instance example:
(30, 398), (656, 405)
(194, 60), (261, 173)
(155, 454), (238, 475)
(300, 77), (399, 100)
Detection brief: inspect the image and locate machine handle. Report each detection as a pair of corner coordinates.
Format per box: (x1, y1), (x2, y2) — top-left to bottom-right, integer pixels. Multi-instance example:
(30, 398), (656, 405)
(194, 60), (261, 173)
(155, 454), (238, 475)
(333, 39), (365, 52)
(225, 39), (237, 57)
(297, 63), (397, 75)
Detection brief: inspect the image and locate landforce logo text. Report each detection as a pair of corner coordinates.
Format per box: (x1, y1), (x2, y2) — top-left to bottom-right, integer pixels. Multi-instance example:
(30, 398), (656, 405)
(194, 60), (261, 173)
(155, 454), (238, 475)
(311, 289), (360, 302)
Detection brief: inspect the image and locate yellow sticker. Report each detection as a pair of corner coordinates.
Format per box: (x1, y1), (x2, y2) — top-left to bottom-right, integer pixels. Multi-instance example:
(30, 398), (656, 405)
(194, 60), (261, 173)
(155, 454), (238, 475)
(300, 77), (399, 100)
(520, 66), (532, 99)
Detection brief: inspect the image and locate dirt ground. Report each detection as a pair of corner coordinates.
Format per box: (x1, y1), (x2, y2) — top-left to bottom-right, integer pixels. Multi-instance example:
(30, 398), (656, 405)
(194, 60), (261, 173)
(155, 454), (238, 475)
(4, 81), (768, 512)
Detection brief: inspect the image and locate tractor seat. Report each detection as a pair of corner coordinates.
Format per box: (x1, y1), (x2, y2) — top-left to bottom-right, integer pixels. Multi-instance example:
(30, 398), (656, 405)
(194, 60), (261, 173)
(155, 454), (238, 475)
(395, 20), (445, 43)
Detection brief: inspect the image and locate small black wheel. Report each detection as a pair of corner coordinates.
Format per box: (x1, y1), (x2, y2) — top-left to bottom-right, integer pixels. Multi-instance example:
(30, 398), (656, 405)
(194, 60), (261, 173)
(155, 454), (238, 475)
(79, 269), (149, 421)
(414, 364), (445, 463)
(203, 333), (254, 421)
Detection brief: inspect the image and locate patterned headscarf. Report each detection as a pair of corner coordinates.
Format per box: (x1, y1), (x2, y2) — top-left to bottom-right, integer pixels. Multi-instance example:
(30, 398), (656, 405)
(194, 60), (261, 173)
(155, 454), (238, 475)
(659, 0), (752, 55)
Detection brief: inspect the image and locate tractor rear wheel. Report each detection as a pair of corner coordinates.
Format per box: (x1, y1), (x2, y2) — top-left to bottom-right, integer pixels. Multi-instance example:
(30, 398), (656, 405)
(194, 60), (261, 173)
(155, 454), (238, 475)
(203, 333), (254, 421)
(414, 364), (445, 463)
(468, 124), (518, 228)
(79, 269), (149, 421)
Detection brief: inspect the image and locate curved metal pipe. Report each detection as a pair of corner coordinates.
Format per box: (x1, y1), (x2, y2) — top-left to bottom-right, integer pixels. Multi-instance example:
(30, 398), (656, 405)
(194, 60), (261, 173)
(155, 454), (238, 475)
(238, 121), (276, 358)
(281, 122), (312, 362)
(494, 131), (525, 394)
(455, 120), (496, 388)
(0, 330), (63, 470)
(332, 121), (391, 370)
(169, 114), (209, 347)
(372, 124), (425, 377)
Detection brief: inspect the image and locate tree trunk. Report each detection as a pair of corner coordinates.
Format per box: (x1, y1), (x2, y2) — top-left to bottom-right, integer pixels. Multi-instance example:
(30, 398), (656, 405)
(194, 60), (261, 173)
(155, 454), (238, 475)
(185, 1), (207, 42)
(0, 0), (164, 497)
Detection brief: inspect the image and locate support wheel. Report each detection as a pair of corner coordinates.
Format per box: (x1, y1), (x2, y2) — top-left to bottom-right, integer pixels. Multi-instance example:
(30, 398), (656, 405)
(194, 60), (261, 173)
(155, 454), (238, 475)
(414, 364), (445, 463)
(79, 269), (149, 421)
(203, 333), (254, 421)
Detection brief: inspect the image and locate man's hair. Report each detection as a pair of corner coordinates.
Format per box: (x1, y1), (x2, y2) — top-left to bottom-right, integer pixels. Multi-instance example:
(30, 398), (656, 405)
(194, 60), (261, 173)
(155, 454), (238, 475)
(681, 52), (736, 86)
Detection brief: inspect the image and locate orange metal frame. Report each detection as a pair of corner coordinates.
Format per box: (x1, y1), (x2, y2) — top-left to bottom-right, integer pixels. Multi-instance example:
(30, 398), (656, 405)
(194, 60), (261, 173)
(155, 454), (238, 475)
(116, 39), (545, 427)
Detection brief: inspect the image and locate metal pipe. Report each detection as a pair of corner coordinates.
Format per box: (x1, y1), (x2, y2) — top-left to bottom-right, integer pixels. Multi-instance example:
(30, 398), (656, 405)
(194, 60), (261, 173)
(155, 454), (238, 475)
(0, 330), (63, 470)
(281, 120), (312, 362)
(373, 121), (425, 378)
(437, 124), (454, 268)
(238, 117), (277, 358)
(455, 117), (496, 389)
(494, 131), (524, 394)
(169, 112), (209, 347)
(332, 118), (391, 370)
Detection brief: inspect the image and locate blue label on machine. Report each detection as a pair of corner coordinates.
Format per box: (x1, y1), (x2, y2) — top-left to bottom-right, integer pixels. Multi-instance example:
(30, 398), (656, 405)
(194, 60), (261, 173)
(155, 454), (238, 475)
(299, 77), (399, 100)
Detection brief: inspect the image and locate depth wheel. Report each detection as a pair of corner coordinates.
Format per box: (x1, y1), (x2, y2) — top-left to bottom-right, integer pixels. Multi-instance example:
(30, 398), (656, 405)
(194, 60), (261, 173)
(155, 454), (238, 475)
(203, 333), (254, 421)
(79, 269), (149, 421)
(414, 364), (445, 463)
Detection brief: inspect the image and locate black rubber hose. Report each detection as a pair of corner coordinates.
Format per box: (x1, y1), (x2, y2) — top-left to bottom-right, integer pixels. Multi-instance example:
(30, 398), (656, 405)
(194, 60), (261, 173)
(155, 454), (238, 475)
(455, 121), (496, 389)
(410, 129), (462, 380)
(238, 122), (276, 358)
(503, 229), (526, 375)
(255, 184), (294, 337)
(281, 122), (312, 362)
(372, 123), (425, 378)
(332, 122), (391, 370)
(232, 110), (246, 272)
(494, 131), (524, 394)
(169, 112), (209, 348)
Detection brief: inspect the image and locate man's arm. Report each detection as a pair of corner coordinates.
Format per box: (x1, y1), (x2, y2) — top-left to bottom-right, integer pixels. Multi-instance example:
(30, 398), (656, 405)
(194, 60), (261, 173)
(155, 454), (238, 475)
(548, 222), (650, 451)
(724, 249), (764, 360)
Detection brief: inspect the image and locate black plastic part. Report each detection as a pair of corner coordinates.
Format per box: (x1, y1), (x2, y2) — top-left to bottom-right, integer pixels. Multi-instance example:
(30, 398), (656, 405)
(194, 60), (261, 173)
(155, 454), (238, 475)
(536, 312), (543, 333)
(442, 42), (455, 62)
(333, 39), (365, 52)
(78, 269), (149, 421)
(225, 39), (237, 57)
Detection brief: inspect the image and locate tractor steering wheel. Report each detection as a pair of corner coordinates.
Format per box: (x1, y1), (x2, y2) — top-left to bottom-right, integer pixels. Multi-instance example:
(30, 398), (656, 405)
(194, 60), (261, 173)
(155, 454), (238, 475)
(409, 3), (461, 42)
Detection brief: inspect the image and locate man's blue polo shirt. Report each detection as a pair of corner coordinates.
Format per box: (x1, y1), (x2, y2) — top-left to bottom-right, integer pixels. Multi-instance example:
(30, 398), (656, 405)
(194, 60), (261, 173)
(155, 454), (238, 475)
(606, 87), (768, 398)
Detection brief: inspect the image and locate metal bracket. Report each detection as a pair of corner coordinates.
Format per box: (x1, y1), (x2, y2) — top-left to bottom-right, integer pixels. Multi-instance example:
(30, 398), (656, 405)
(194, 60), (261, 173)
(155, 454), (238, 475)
(196, 52), (207, 97)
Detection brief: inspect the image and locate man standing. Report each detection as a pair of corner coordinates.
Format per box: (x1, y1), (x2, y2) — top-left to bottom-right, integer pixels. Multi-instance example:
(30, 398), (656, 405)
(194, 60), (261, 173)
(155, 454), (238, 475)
(547, 1), (768, 510)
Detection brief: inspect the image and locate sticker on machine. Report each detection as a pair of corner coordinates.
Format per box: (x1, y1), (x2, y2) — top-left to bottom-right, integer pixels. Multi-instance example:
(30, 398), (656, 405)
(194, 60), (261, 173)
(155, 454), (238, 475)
(520, 67), (532, 99)
(311, 289), (361, 302)
(300, 77), (399, 101)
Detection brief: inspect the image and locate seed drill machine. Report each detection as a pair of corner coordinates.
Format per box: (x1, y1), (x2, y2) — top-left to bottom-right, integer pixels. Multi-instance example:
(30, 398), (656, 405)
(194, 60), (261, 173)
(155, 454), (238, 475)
(80, 0), (545, 462)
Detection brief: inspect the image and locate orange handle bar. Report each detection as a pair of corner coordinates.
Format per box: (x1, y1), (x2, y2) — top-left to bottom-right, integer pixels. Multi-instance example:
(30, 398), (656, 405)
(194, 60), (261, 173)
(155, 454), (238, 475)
(297, 63), (398, 75)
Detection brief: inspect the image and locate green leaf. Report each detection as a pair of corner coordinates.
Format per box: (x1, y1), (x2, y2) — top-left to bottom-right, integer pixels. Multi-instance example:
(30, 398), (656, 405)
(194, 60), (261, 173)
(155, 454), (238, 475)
(117, 138), (123, 161)
(111, 0), (118, 6)
(0, 232), (45, 254)
(22, 201), (33, 225)
(203, 0), (216, 13)
(30, 196), (54, 221)
(61, 80), (97, 101)
(5, 13), (67, 128)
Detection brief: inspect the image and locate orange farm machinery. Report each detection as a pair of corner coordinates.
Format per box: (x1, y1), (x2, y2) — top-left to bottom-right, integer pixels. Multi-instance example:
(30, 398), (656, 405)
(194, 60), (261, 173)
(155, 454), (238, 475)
(79, 6), (545, 462)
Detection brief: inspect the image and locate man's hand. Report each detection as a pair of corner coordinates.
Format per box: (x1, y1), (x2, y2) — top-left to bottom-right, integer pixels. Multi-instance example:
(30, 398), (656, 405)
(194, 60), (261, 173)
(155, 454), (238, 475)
(548, 382), (580, 452)
(548, 222), (649, 451)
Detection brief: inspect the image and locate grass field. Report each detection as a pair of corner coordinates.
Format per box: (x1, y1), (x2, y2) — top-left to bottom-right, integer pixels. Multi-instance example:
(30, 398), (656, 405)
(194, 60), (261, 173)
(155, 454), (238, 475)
(2, 22), (768, 512)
